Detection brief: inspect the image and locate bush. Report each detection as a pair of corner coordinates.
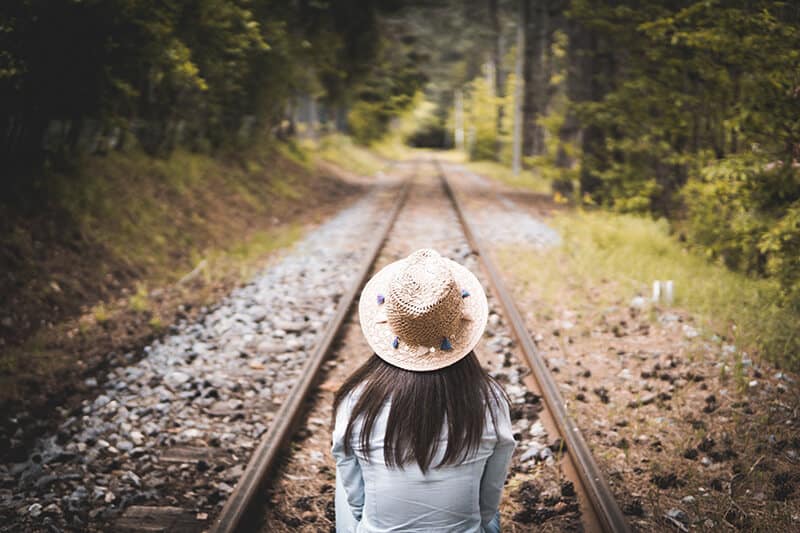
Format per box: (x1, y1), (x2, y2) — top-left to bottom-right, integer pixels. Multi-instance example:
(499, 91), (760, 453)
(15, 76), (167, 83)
(465, 77), (501, 161)
(685, 155), (800, 314)
(347, 101), (388, 145)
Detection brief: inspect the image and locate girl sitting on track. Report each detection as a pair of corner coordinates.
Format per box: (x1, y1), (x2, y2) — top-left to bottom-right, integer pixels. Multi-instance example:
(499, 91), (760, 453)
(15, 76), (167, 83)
(332, 248), (516, 532)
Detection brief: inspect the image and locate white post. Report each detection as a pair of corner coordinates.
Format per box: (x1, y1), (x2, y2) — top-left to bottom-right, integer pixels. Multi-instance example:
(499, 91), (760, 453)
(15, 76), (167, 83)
(486, 59), (496, 96)
(664, 280), (674, 304)
(309, 97), (318, 140)
(652, 280), (661, 302)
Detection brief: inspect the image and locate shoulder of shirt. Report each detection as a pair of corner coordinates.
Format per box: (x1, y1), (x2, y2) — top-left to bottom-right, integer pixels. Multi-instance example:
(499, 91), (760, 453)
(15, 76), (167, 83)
(335, 383), (368, 416)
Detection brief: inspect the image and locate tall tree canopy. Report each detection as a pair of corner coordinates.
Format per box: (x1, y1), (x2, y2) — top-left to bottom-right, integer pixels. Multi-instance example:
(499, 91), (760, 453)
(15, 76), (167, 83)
(0, 0), (421, 164)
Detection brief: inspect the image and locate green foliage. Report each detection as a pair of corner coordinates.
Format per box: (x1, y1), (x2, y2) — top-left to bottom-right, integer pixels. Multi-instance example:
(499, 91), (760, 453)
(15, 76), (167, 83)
(345, 27), (425, 145)
(464, 76), (501, 161)
(0, 0), (413, 162)
(312, 134), (387, 176)
(761, 202), (800, 313)
(403, 93), (446, 148)
(465, 160), (550, 195)
(525, 30), (580, 194)
(348, 101), (389, 145)
(569, 0), (800, 210)
(551, 0), (800, 324)
(685, 154), (800, 312)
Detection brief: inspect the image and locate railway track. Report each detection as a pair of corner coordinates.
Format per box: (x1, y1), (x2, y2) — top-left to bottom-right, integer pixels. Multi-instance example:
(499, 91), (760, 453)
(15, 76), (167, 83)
(207, 160), (629, 533)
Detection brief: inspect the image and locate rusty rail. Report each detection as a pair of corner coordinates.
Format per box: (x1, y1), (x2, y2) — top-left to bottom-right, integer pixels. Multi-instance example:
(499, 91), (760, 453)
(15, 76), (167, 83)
(437, 161), (630, 533)
(211, 180), (410, 533)
(214, 160), (628, 533)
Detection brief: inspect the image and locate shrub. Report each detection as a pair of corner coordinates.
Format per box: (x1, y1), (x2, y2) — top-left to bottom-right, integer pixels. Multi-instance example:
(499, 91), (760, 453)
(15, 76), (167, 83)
(685, 154), (800, 315)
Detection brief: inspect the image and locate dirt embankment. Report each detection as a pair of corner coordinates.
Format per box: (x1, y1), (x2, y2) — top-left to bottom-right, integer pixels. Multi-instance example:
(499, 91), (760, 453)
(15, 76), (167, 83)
(0, 144), (367, 462)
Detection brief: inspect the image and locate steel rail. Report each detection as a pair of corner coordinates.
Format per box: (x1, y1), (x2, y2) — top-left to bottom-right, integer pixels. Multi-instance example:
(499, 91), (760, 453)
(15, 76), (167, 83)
(437, 163), (631, 533)
(211, 180), (410, 533)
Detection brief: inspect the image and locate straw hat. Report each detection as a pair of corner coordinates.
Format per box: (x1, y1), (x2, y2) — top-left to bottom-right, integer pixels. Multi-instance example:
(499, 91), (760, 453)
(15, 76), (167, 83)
(358, 248), (489, 371)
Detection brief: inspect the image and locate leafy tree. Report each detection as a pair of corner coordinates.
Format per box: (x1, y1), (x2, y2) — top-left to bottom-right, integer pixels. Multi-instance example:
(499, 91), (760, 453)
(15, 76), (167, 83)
(0, 0), (421, 167)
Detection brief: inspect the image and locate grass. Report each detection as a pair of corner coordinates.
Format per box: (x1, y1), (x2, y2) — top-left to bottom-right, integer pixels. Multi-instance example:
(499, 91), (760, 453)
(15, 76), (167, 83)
(307, 134), (388, 176)
(498, 208), (800, 369)
(202, 224), (303, 283)
(92, 303), (110, 323)
(128, 283), (150, 313)
(465, 159), (551, 194)
(432, 149), (553, 194)
(0, 134), (349, 408)
(43, 141), (309, 289)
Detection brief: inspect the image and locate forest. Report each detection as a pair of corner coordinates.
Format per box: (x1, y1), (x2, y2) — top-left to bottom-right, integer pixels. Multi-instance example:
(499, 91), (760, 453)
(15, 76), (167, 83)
(2, 0), (799, 359)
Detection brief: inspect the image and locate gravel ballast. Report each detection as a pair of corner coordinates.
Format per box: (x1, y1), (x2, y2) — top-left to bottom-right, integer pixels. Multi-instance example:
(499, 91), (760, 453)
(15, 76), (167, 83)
(0, 181), (401, 532)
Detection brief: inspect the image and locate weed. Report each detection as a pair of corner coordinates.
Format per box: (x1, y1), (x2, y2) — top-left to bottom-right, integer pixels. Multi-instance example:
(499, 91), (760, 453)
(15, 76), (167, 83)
(129, 284), (150, 313)
(93, 303), (110, 323)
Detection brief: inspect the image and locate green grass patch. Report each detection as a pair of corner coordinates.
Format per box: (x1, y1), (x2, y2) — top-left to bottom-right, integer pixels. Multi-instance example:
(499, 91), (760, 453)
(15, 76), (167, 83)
(499, 209), (799, 369)
(38, 140), (312, 288)
(463, 159), (551, 195)
(206, 224), (303, 282)
(307, 134), (388, 176)
(128, 283), (150, 313)
(92, 302), (110, 323)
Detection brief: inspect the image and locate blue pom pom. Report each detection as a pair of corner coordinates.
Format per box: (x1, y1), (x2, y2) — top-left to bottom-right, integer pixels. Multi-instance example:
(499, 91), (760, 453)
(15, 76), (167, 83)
(461, 289), (470, 298)
(377, 294), (385, 305)
(392, 336), (400, 349)
(440, 337), (453, 351)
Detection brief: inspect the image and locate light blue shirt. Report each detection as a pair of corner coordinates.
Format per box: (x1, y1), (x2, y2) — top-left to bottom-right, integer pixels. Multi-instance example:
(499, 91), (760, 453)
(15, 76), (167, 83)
(332, 385), (516, 532)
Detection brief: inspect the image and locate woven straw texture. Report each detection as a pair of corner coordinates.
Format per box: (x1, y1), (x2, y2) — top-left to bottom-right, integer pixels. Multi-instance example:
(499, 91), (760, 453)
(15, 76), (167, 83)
(358, 249), (488, 371)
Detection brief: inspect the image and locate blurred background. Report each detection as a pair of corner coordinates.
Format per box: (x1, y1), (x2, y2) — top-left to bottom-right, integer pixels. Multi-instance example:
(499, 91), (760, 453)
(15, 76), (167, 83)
(1, 0), (799, 415)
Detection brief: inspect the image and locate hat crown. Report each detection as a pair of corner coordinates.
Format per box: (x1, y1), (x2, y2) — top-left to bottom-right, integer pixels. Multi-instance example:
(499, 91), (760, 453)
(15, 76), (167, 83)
(386, 249), (464, 346)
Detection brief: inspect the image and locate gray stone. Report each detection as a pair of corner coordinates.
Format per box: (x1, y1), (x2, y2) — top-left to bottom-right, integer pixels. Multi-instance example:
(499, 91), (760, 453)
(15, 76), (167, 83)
(93, 395), (111, 408)
(630, 296), (647, 309)
(520, 445), (543, 462)
(667, 509), (688, 522)
(165, 371), (191, 388)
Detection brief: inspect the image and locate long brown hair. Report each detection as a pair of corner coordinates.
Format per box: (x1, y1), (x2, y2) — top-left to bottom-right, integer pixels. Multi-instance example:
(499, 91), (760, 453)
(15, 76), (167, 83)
(332, 351), (508, 472)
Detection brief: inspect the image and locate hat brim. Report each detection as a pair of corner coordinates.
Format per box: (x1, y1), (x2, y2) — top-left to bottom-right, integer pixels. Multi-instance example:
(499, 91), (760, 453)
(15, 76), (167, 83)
(358, 256), (489, 371)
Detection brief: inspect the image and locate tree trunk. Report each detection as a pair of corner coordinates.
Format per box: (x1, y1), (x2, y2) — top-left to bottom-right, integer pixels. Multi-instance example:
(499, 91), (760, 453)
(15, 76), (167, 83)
(489, 0), (505, 134)
(512, 0), (528, 175)
(565, 16), (606, 196)
(523, 0), (548, 158)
